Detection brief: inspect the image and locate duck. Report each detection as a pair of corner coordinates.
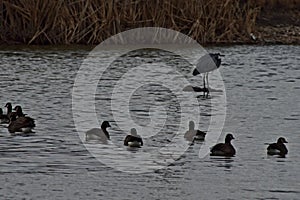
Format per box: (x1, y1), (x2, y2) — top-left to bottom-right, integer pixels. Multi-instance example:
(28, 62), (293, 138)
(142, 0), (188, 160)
(85, 121), (111, 141)
(8, 115), (36, 134)
(210, 133), (236, 157)
(0, 108), (10, 124)
(184, 121), (206, 142)
(267, 137), (288, 156)
(124, 128), (143, 148)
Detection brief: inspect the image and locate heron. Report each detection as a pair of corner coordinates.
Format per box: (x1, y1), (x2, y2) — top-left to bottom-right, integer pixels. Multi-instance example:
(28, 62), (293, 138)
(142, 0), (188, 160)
(192, 53), (224, 97)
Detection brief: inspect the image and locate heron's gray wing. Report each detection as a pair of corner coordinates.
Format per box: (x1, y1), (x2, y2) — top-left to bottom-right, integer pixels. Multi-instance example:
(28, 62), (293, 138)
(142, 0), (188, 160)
(193, 54), (217, 75)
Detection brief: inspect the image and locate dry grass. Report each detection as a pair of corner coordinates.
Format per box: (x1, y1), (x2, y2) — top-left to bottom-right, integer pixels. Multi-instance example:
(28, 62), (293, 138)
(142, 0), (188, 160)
(0, 0), (265, 44)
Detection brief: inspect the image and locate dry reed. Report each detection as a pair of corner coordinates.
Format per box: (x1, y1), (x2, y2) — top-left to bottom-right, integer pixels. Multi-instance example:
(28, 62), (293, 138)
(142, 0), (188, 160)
(0, 0), (265, 45)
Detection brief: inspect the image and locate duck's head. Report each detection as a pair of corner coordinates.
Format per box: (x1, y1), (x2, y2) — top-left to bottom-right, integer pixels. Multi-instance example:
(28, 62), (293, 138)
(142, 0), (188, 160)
(277, 137), (288, 144)
(5, 102), (12, 108)
(13, 105), (22, 112)
(189, 121), (195, 130)
(101, 121), (111, 129)
(131, 128), (137, 136)
(225, 133), (235, 143)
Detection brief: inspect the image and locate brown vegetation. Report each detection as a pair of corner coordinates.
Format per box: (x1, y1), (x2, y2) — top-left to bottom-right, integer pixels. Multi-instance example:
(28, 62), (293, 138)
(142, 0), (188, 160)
(0, 0), (298, 45)
(255, 0), (300, 44)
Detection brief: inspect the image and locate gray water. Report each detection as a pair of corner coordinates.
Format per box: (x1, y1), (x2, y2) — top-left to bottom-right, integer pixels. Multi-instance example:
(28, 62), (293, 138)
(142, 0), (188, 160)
(0, 45), (299, 200)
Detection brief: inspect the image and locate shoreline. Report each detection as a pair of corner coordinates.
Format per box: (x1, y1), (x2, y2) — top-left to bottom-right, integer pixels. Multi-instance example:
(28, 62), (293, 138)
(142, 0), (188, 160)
(253, 5), (300, 45)
(254, 25), (300, 45)
(1, 26), (298, 46)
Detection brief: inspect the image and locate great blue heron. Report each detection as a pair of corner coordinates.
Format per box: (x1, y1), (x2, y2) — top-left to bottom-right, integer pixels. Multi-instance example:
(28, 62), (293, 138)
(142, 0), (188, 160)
(192, 53), (224, 97)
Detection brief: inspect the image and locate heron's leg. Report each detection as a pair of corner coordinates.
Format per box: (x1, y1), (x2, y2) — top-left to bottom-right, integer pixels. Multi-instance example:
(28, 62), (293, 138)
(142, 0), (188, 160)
(203, 74), (206, 97)
(206, 73), (209, 98)
(206, 73), (209, 89)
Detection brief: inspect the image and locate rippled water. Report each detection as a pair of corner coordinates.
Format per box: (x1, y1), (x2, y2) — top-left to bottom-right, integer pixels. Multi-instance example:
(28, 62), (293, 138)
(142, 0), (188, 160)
(0, 45), (299, 199)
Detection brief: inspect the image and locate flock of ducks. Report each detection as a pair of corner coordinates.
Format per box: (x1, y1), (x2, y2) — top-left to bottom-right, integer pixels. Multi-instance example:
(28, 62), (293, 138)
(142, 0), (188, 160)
(0, 52), (289, 157)
(0, 103), (289, 157)
(0, 103), (35, 135)
(86, 120), (289, 157)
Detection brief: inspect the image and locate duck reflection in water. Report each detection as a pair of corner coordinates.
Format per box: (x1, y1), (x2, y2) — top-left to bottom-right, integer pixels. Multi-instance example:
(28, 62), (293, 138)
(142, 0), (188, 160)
(210, 157), (234, 170)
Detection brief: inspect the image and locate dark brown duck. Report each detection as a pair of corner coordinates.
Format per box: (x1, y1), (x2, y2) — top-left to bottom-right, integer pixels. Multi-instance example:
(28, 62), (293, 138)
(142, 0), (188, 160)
(210, 133), (236, 157)
(267, 137), (288, 156)
(124, 128), (143, 148)
(8, 115), (35, 134)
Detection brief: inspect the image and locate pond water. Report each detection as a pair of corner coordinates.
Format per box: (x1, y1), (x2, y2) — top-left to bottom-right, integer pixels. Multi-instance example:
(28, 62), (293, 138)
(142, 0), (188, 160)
(0, 45), (299, 200)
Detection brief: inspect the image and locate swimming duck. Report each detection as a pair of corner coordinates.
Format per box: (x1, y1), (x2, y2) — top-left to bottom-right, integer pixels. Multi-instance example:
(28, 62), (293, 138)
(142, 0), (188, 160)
(85, 121), (111, 141)
(0, 108), (10, 124)
(8, 115), (35, 134)
(267, 137), (288, 156)
(184, 121), (206, 142)
(210, 133), (236, 157)
(124, 128), (143, 148)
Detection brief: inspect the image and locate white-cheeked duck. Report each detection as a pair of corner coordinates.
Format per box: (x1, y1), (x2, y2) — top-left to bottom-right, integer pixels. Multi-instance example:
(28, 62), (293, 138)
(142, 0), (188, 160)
(85, 121), (111, 142)
(124, 128), (143, 148)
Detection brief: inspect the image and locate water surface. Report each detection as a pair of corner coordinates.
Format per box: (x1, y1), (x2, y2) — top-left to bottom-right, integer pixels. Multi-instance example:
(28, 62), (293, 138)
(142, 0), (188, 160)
(0, 45), (299, 200)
